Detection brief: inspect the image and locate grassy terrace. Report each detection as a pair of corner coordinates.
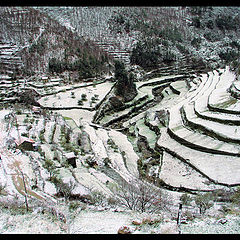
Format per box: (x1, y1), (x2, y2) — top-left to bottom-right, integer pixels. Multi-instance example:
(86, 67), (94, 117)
(38, 80), (113, 109)
(135, 118), (157, 150)
(183, 103), (240, 143)
(156, 128), (240, 186)
(100, 74), (188, 127)
(158, 150), (218, 191)
(167, 68), (240, 156)
(194, 71), (240, 124)
(208, 67), (238, 113)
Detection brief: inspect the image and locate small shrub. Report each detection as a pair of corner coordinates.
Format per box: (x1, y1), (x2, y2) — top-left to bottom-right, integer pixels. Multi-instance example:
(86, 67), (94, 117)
(180, 193), (192, 206)
(81, 93), (87, 101)
(206, 19), (214, 29)
(16, 109), (22, 115)
(71, 92), (75, 98)
(204, 32), (221, 42)
(91, 96), (96, 103)
(43, 159), (56, 180)
(176, 43), (189, 54)
(69, 201), (81, 211)
(103, 157), (111, 166)
(78, 99), (83, 106)
(90, 190), (106, 205)
(215, 15), (239, 31)
(194, 192), (214, 215)
(219, 205), (233, 215)
(219, 49), (239, 62)
(39, 131), (45, 143)
(182, 210), (195, 221)
(141, 216), (162, 226)
(107, 196), (117, 206)
(0, 184), (6, 195)
(192, 16), (201, 28)
(230, 187), (240, 205)
(23, 118), (29, 124)
(191, 37), (201, 48)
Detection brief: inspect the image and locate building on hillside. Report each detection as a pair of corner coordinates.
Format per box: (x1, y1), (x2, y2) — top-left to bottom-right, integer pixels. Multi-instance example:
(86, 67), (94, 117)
(65, 152), (77, 168)
(15, 136), (35, 151)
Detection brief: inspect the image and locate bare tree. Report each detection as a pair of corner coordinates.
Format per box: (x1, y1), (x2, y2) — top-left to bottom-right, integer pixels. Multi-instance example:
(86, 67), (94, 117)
(111, 179), (171, 213)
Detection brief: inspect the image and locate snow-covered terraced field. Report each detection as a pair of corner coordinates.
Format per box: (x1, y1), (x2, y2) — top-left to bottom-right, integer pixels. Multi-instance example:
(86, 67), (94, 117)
(1, 64), (240, 216)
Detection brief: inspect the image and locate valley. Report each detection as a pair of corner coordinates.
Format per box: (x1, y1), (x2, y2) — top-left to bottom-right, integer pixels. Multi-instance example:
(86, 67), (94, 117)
(1, 6), (240, 234)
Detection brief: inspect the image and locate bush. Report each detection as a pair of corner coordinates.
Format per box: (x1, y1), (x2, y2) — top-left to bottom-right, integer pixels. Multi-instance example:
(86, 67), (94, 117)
(215, 15), (239, 31)
(81, 93), (87, 101)
(89, 190), (106, 205)
(230, 40), (240, 50)
(48, 58), (64, 73)
(206, 19), (214, 29)
(43, 159), (56, 181)
(192, 17), (201, 28)
(71, 92), (75, 98)
(180, 193), (192, 206)
(191, 37), (202, 48)
(162, 50), (176, 64)
(29, 39), (46, 54)
(204, 32), (221, 42)
(194, 192), (214, 215)
(53, 178), (76, 202)
(16, 109), (22, 115)
(219, 49), (239, 62)
(0, 184), (6, 195)
(176, 43), (189, 54)
(159, 27), (183, 43)
(78, 99), (83, 106)
(182, 210), (195, 221)
(107, 196), (117, 206)
(130, 40), (160, 69)
(230, 187), (240, 206)
(69, 201), (82, 211)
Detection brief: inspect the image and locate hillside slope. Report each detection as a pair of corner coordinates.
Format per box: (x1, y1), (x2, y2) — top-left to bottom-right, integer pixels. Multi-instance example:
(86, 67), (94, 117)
(0, 7), (111, 79)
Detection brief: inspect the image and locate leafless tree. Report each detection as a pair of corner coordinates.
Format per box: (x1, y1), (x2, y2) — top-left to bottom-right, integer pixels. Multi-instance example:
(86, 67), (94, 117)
(111, 178), (171, 213)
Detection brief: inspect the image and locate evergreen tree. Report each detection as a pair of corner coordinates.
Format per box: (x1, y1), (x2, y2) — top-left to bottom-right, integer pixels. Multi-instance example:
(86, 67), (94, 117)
(114, 60), (137, 102)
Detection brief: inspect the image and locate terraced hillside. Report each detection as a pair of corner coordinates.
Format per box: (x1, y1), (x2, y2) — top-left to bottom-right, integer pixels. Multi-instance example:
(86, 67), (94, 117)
(35, 6), (240, 73)
(147, 67), (240, 190)
(2, 55), (240, 234)
(1, 63), (240, 202)
(2, 6), (240, 233)
(0, 6), (111, 77)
